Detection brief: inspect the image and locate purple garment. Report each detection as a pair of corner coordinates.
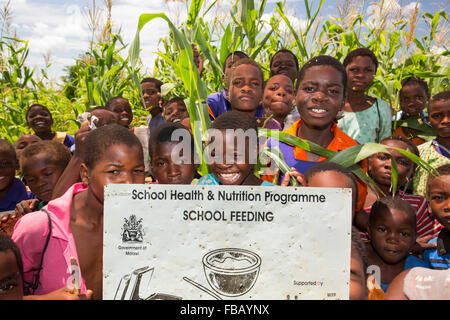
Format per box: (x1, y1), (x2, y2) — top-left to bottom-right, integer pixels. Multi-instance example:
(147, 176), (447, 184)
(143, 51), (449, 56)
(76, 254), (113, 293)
(432, 139), (450, 158)
(0, 178), (34, 212)
(263, 118), (282, 130)
(207, 89), (263, 120)
(147, 112), (166, 138)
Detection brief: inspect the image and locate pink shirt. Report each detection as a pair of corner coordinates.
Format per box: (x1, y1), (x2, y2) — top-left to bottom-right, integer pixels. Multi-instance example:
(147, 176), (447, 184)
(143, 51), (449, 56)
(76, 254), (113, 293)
(12, 183), (88, 295)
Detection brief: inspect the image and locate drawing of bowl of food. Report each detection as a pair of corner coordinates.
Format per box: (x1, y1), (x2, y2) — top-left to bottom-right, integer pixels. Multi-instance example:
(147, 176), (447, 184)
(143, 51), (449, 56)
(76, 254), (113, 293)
(202, 248), (261, 297)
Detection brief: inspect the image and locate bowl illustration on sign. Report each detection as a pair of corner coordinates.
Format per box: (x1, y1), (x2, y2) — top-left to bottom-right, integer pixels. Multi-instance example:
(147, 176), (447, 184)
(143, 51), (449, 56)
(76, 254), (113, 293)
(202, 248), (261, 297)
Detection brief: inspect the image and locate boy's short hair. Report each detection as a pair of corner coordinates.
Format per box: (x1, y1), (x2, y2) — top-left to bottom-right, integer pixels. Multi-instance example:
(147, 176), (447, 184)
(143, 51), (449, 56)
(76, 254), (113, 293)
(370, 196), (416, 228)
(105, 97), (130, 110)
(297, 55), (347, 94)
(19, 140), (71, 171)
(211, 110), (258, 132)
(426, 163), (450, 198)
(269, 49), (299, 71)
(25, 104), (52, 119)
(304, 162), (359, 208)
(430, 90), (450, 104)
(149, 122), (194, 159)
(140, 77), (163, 92)
(343, 47), (379, 71)
(0, 233), (23, 278)
(229, 58), (264, 86)
(0, 139), (17, 160)
(83, 124), (143, 169)
(400, 77), (429, 97)
(165, 97), (187, 109)
(351, 226), (369, 276)
(223, 51), (248, 72)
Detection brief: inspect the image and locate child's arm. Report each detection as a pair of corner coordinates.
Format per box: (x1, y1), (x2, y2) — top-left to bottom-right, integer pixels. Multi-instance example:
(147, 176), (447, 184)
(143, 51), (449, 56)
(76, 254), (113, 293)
(384, 269), (409, 300)
(23, 287), (93, 300)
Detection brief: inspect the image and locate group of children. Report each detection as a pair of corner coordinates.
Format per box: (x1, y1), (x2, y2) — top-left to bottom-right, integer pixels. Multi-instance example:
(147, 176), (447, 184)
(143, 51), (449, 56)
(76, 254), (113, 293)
(0, 47), (449, 300)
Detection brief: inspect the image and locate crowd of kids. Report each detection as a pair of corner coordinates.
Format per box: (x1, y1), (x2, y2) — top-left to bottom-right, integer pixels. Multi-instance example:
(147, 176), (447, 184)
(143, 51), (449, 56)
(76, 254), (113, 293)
(0, 47), (449, 301)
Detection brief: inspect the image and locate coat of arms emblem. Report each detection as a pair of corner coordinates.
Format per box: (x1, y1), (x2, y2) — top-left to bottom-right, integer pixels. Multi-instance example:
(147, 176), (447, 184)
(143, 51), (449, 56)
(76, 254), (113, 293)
(121, 215), (145, 243)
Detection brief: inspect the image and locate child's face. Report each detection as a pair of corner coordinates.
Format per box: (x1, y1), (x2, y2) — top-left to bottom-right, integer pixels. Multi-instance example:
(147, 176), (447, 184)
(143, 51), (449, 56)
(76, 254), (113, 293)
(427, 174), (450, 230)
(164, 102), (189, 124)
(369, 208), (416, 265)
(209, 130), (256, 185)
(307, 170), (357, 218)
(270, 52), (298, 83)
(369, 140), (414, 188)
(151, 142), (196, 184)
(109, 101), (133, 128)
(263, 75), (295, 119)
(0, 151), (17, 193)
(22, 154), (65, 202)
(399, 84), (428, 117)
(296, 65), (344, 129)
(26, 106), (53, 134)
(81, 144), (145, 204)
(350, 244), (368, 300)
(228, 64), (263, 113)
(427, 99), (450, 138)
(345, 56), (376, 92)
(14, 135), (40, 159)
(141, 82), (161, 110)
(0, 249), (23, 300)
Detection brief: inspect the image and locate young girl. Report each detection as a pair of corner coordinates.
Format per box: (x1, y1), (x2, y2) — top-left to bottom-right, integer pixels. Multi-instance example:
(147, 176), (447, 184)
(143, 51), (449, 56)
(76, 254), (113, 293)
(366, 196), (419, 294)
(105, 97), (133, 129)
(395, 77), (432, 146)
(361, 135), (443, 243)
(25, 104), (75, 149)
(12, 124), (145, 300)
(337, 48), (392, 144)
(198, 110), (272, 186)
(269, 49), (299, 85)
(16, 140), (71, 214)
(262, 74), (298, 131)
(149, 122), (198, 184)
(0, 233), (24, 300)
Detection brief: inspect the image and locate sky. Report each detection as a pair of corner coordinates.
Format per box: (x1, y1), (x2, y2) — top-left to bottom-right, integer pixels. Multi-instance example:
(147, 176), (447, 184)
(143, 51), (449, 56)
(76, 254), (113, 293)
(1, 0), (448, 84)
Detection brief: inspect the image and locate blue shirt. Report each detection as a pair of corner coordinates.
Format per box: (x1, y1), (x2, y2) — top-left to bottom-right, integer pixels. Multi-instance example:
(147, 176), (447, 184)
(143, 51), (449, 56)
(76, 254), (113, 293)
(0, 178), (35, 212)
(206, 89), (263, 120)
(147, 112), (166, 138)
(198, 173), (274, 186)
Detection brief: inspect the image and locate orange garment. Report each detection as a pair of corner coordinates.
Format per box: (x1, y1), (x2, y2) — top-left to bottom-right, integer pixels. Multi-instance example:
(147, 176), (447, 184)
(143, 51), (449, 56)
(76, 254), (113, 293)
(262, 120), (368, 211)
(395, 126), (425, 146)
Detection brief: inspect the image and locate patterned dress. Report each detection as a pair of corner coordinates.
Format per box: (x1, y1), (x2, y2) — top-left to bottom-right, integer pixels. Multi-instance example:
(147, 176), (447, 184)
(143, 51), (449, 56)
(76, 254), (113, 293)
(413, 140), (450, 196)
(337, 98), (392, 144)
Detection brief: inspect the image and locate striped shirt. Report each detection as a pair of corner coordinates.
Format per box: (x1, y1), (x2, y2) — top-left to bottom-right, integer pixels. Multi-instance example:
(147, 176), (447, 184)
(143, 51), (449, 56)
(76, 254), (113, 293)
(359, 191), (443, 242)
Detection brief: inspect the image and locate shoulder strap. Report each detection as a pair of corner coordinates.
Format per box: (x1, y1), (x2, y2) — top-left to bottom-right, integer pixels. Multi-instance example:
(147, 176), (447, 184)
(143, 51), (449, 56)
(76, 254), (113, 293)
(25, 208), (52, 295)
(375, 99), (381, 142)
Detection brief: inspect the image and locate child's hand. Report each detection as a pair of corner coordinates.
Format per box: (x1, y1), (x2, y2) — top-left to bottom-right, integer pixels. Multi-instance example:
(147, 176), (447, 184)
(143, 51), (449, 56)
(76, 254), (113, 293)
(411, 234), (437, 256)
(0, 211), (22, 237)
(280, 168), (306, 186)
(15, 199), (40, 215)
(27, 287), (94, 300)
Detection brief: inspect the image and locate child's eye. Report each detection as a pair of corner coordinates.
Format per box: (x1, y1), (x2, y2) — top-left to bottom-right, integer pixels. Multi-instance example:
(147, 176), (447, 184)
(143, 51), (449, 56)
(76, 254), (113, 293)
(377, 226), (386, 233)
(431, 195), (445, 202)
(303, 86), (315, 93)
(400, 231), (411, 238)
(107, 170), (120, 175)
(0, 283), (17, 294)
(377, 153), (389, 161)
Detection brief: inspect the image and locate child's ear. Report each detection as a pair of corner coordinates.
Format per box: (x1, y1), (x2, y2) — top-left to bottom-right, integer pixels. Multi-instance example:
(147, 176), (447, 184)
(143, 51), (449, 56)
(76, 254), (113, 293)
(80, 163), (90, 187)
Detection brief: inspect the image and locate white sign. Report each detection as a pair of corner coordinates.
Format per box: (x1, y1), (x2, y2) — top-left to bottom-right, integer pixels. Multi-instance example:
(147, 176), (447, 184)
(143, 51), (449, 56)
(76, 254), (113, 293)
(103, 184), (352, 300)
